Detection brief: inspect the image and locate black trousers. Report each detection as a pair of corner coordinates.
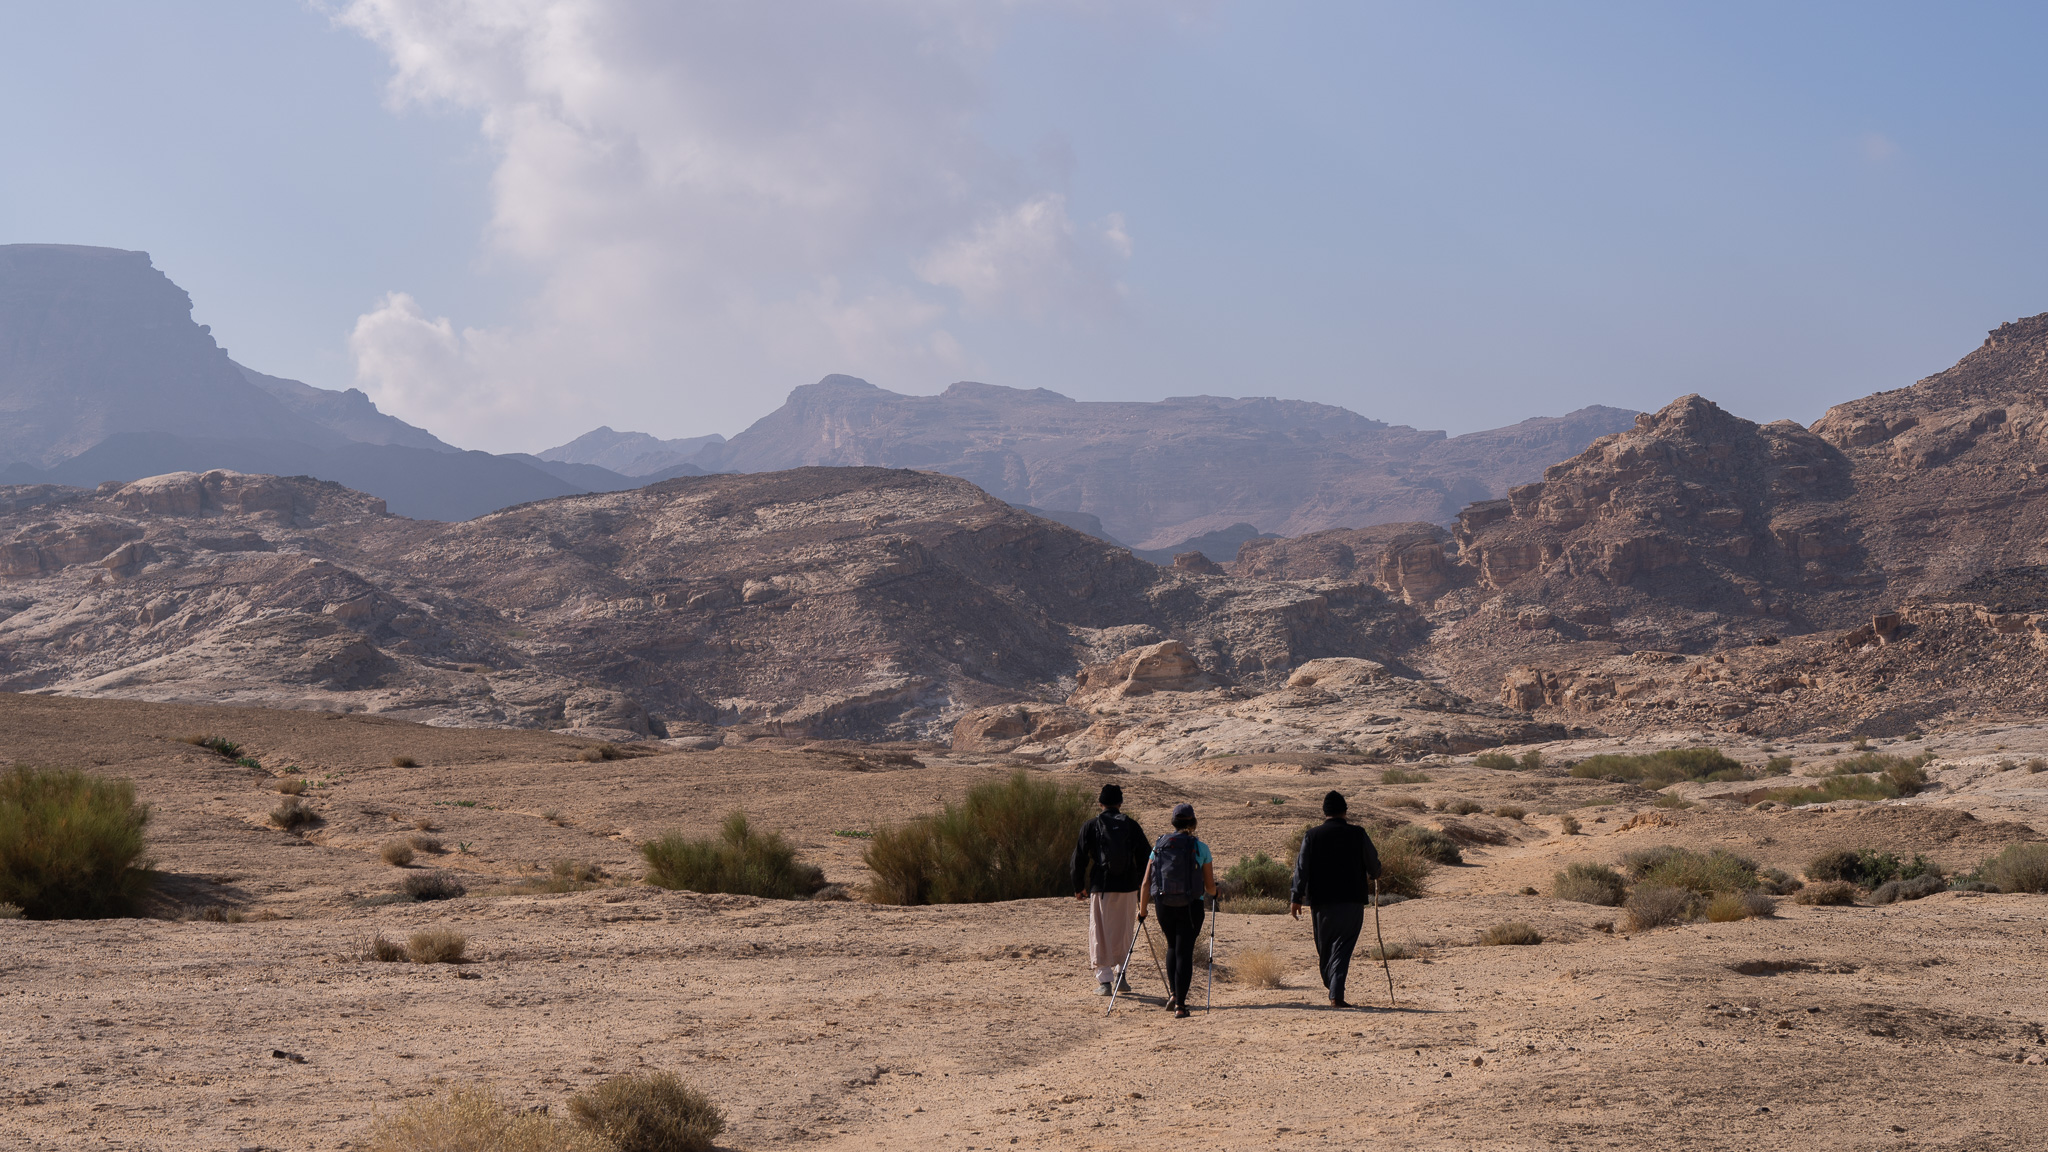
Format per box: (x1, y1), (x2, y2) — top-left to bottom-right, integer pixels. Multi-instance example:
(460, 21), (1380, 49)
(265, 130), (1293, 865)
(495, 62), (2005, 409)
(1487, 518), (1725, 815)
(1312, 902), (1366, 1003)
(1155, 900), (1206, 1006)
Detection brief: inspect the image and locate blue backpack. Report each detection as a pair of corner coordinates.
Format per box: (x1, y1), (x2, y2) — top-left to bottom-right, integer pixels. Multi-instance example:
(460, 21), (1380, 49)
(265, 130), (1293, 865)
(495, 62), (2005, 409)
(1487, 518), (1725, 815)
(1151, 831), (1203, 907)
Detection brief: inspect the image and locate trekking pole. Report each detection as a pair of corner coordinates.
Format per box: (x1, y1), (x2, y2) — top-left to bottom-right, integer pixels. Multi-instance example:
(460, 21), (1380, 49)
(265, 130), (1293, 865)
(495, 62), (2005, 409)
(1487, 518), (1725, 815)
(1371, 878), (1396, 1009)
(1141, 916), (1168, 996)
(1205, 894), (1217, 1016)
(1104, 912), (1142, 1018)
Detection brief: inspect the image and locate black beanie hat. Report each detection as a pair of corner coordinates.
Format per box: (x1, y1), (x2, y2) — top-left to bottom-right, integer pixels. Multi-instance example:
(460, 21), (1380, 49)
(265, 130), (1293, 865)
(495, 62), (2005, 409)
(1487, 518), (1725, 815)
(1098, 783), (1123, 806)
(1323, 790), (1348, 816)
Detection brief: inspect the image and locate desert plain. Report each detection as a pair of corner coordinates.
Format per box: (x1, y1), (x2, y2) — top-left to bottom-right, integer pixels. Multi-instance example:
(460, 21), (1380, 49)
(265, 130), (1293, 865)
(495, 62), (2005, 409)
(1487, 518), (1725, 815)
(3, 693), (2047, 1152)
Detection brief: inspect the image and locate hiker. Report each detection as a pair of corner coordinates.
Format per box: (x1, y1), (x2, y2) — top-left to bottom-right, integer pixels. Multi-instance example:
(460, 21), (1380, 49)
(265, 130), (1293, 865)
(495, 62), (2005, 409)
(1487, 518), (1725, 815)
(1137, 802), (1217, 1018)
(1072, 783), (1149, 997)
(1289, 790), (1382, 1009)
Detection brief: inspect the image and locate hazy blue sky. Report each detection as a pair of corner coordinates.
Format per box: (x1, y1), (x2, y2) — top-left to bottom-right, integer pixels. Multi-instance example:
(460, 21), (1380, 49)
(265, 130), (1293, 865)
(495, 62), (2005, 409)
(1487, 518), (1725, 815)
(7, 2), (2048, 451)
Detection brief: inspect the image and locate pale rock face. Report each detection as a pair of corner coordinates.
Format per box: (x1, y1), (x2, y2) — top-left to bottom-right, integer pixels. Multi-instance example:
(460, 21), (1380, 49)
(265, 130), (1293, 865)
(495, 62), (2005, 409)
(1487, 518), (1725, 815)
(1067, 640), (1216, 705)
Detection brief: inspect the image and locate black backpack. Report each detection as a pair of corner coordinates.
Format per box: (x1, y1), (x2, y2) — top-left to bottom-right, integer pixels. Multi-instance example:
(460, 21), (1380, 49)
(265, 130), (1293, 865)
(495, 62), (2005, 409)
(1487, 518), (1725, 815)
(1151, 831), (1203, 907)
(1094, 813), (1149, 888)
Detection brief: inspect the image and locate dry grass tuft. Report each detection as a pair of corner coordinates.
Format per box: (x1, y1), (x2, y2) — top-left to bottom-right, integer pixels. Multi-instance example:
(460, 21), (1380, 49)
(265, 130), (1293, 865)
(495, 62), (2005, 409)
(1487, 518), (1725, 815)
(1233, 945), (1286, 988)
(379, 840), (416, 867)
(390, 755), (419, 769)
(412, 816), (436, 832)
(407, 928), (467, 964)
(367, 934), (407, 962)
(409, 834), (444, 854)
(1622, 884), (1697, 931)
(1380, 768), (1431, 784)
(1493, 805), (1527, 821)
(1478, 921), (1542, 946)
(365, 1084), (606, 1152)
(1220, 896), (1288, 915)
(400, 871), (467, 902)
(1558, 814), (1582, 836)
(1794, 880), (1858, 906)
(1552, 862), (1626, 906)
(269, 797), (317, 831)
(1368, 940), (1410, 961)
(568, 1071), (726, 1152)
(1440, 799), (1484, 815)
(1383, 794), (1427, 810)
(275, 777), (307, 795)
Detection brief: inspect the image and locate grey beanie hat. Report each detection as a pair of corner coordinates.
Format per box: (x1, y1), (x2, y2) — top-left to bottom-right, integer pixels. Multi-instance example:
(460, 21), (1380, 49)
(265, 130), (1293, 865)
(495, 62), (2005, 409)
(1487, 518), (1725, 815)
(1170, 802), (1196, 828)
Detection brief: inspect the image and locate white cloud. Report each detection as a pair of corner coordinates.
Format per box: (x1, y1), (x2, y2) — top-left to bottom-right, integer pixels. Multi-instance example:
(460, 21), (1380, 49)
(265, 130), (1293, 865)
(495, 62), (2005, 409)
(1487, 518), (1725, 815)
(333, 0), (1136, 450)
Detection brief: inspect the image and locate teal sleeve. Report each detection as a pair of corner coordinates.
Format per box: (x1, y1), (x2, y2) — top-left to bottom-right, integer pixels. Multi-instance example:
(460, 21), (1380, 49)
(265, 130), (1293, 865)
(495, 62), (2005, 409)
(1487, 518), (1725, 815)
(1197, 841), (1212, 867)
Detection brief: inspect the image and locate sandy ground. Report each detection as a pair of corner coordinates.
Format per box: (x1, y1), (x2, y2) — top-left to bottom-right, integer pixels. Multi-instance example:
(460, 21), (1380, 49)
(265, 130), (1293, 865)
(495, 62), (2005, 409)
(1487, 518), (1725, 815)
(3, 694), (2047, 1151)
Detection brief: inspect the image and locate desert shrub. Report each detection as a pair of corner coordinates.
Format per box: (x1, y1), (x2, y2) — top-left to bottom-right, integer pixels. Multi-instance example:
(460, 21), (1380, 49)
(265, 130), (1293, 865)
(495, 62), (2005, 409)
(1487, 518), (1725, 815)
(1233, 945), (1286, 987)
(380, 841), (416, 867)
(181, 735), (242, 759)
(366, 1084), (607, 1152)
(1740, 890), (1776, 917)
(1220, 896), (1288, 915)
(1795, 880), (1858, 906)
(1381, 768), (1431, 784)
(568, 1071), (726, 1152)
(1372, 833), (1437, 899)
(1763, 756), (1794, 775)
(368, 934), (407, 962)
(198, 904), (245, 923)
(1519, 750), (1544, 772)
(1224, 852), (1291, 900)
(407, 928), (467, 964)
(1758, 867), (1803, 895)
(508, 859), (610, 895)
(276, 777), (307, 795)
(643, 811), (825, 900)
(400, 871), (467, 901)
(1622, 884), (1698, 931)
(1479, 921), (1542, 946)
(1384, 794), (1427, 810)
(1870, 874), (1948, 904)
(862, 772), (1089, 905)
(1552, 862), (1626, 906)
(413, 816), (436, 831)
(1704, 892), (1751, 922)
(410, 834), (444, 854)
(270, 797), (317, 831)
(1471, 752), (1516, 770)
(1570, 747), (1746, 787)
(1369, 940), (1410, 960)
(1442, 799), (1483, 816)
(390, 755), (419, 769)
(2029, 758), (2048, 774)
(1494, 805), (1527, 820)
(0, 902), (21, 919)
(1805, 848), (1936, 887)
(1389, 825), (1462, 866)
(1652, 793), (1695, 809)
(0, 766), (154, 919)
(542, 809), (568, 825)
(1977, 842), (2048, 894)
(1626, 847), (1762, 894)
(1558, 814), (1581, 836)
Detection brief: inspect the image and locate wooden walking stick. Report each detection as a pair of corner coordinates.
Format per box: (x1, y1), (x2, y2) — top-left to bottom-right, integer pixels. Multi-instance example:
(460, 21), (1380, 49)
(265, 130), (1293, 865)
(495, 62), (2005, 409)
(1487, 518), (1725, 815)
(1371, 878), (1396, 1008)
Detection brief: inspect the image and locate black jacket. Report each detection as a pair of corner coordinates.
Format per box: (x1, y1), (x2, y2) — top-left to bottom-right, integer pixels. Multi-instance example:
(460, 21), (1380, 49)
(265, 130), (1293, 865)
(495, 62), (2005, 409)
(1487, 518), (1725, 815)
(1071, 811), (1149, 894)
(1289, 818), (1382, 906)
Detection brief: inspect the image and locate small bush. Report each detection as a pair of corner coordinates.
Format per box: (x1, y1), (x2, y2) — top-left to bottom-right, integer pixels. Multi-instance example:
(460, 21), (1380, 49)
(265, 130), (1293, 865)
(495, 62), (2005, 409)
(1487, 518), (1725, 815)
(542, 809), (568, 826)
(1220, 896), (1288, 915)
(1763, 755), (1794, 775)
(365, 1084), (606, 1152)
(1623, 884), (1697, 931)
(1494, 805), (1527, 820)
(276, 777), (307, 795)
(1479, 921), (1542, 946)
(1471, 752), (1516, 770)
(1806, 848), (1936, 887)
(568, 1071), (726, 1152)
(0, 902), (22, 919)
(198, 904), (245, 923)
(0, 766), (154, 919)
(368, 934), (406, 962)
(1224, 852), (1291, 900)
(508, 859), (610, 895)
(1519, 750), (1544, 772)
(1384, 794), (1426, 810)
(379, 841), (416, 867)
(1704, 892), (1750, 922)
(2029, 758), (2047, 774)
(1626, 847), (1762, 894)
(1442, 799), (1483, 816)
(1552, 862), (1626, 906)
(413, 816), (436, 832)
(390, 755), (419, 769)
(1369, 940), (1410, 960)
(1381, 768), (1432, 784)
(1977, 842), (2048, 894)
(270, 797), (317, 830)
(400, 871), (467, 901)
(1233, 944), (1286, 987)
(1389, 825), (1462, 866)
(1570, 747), (1746, 787)
(1740, 890), (1776, 918)
(1795, 880), (1857, 906)
(1758, 867), (1802, 895)
(1651, 793), (1695, 809)
(1870, 874), (1947, 904)
(863, 772), (1089, 905)
(407, 928), (467, 964)
(181, 735), (242, 759)
(644, 811), (825, 900)
(410, 834), (444, 854)
(1374, 834), (1437, 899)
(575, 744), (627, 764)
(1558, 814), (1581, 836)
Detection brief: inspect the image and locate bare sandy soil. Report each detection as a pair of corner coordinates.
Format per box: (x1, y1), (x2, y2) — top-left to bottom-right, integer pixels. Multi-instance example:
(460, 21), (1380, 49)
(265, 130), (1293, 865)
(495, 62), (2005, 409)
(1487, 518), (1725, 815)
(3, 693), (2047, 1151)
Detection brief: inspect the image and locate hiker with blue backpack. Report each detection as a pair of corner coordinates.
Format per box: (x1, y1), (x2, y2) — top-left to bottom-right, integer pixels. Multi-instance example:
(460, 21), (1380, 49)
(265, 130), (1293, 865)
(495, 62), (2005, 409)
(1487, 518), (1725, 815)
(1136, 802), (1218, 1019)
(1071, 783), (1150, 997)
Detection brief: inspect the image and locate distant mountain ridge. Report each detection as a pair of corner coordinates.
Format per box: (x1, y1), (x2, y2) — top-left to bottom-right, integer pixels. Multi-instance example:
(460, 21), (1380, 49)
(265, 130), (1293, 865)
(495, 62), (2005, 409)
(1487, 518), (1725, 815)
(602, 374), (1639, 549)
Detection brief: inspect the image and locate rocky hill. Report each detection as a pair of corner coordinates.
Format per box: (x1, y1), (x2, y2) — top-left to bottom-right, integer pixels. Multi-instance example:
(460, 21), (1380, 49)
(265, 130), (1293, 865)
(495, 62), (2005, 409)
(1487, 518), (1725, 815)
(637, 375), (1637, 549)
